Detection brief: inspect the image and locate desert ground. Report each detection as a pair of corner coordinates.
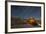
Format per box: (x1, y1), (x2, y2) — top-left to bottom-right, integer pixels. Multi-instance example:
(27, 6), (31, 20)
(11, 16), (41, 28)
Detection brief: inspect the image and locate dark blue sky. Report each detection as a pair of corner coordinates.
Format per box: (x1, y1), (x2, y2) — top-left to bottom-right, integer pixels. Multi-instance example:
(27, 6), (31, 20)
(11, 5), (41, 19)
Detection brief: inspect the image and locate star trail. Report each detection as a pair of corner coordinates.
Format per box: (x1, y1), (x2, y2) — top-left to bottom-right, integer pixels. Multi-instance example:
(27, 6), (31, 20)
(11, 5), (41, 19)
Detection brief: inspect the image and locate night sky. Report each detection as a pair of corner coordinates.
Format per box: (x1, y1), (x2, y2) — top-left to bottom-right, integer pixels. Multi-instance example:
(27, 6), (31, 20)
(11, 5), (41, 19)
